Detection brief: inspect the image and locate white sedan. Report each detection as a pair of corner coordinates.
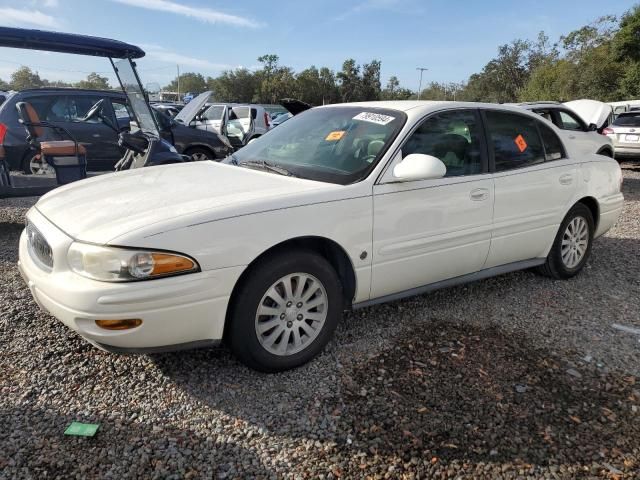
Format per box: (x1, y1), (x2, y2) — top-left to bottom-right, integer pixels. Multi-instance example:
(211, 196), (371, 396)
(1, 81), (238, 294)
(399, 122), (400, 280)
(18, 101), (624, 371)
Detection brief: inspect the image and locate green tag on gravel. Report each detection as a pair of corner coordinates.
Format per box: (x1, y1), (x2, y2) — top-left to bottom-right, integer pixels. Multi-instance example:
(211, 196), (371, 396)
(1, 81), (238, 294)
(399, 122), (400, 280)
(64, 422), (99, 437)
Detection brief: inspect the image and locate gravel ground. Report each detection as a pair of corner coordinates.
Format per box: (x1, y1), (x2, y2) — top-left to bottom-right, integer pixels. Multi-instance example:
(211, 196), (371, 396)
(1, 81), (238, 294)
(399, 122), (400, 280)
(1, 162), (639, 479)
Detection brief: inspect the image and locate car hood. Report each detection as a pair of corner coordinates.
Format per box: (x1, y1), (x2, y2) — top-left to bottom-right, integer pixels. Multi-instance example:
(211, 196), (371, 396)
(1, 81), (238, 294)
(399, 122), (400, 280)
(280, 98), (312, 116)
(174, 91), (211, 125)
(564, 99), (612, 128)
(35, 162), (337, 244)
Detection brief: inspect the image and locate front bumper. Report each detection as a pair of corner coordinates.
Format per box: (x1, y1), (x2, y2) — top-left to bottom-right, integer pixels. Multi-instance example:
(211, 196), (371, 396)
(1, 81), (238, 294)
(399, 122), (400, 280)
(18, 209), (244, 352)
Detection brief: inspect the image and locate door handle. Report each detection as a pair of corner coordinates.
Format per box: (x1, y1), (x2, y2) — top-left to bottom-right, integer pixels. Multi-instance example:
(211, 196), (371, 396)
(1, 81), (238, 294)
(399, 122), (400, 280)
(92, 134), (101, 138)
(470, 188), (489, 201)
(559, 174), (573, 185)
(568, 135), (576, 140)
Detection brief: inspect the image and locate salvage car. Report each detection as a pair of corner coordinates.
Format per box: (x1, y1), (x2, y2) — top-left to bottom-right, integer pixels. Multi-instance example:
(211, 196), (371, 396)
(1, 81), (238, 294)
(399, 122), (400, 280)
(19, 101), (624, 372)
(174, 92), (271, 149)
(514, 100), (614, 157)
(604, 111), (640, 158)
(0, 88), (231, 173)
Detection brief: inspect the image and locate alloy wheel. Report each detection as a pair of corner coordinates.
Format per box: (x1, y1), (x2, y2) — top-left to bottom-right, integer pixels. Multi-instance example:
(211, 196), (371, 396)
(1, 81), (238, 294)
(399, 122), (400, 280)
(30, 155), (54, 175)
(561, 216), (589, 269)
(254, 273), (328, 356)
(190, 152), (211, 161)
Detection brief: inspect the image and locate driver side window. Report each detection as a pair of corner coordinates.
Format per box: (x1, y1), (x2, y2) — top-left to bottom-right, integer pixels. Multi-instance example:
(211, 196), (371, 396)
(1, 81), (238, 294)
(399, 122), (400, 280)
(402, 109), (483, 177)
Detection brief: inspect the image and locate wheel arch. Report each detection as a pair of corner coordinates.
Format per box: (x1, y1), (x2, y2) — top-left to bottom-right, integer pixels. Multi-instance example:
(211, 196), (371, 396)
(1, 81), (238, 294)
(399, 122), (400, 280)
(596, 146), (614, 158)
(575, 196), (600, 232)
(224, 236), (357, 338)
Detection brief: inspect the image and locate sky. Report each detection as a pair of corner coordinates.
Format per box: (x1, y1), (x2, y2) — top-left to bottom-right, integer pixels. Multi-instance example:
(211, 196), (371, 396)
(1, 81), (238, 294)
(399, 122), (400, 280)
(0, 0), (635, 91)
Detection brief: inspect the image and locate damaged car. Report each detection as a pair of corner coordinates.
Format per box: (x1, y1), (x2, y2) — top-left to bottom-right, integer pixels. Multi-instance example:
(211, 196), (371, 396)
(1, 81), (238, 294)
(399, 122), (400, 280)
(514, 100), (614, 157)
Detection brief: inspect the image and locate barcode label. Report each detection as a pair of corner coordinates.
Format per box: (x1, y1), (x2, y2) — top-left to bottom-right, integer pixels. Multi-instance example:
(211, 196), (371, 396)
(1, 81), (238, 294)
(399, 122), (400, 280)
(353, 112), (395, 125)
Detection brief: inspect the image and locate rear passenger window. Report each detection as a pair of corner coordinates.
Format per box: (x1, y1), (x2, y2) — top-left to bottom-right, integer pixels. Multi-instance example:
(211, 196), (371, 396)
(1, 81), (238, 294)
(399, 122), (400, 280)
(402, 109), (484, 177)
(538, 122), (565, 161)
(485, 111), (545, 172)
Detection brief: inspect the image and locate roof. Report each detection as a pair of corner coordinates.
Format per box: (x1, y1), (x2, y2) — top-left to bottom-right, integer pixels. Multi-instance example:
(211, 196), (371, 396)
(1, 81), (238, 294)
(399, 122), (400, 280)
(0, 27), (144, 59)
(18, 87), (124, 95)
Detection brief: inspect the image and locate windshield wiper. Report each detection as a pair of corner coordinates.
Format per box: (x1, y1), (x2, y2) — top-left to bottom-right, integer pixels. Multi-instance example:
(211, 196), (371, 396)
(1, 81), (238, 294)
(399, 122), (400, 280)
(238, 160), (297, 177)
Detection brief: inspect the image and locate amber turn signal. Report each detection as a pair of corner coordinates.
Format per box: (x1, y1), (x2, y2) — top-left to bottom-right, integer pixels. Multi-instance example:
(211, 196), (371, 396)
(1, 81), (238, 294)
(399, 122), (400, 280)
(95, 319), (143, 330)
(151, 253), (196, 276)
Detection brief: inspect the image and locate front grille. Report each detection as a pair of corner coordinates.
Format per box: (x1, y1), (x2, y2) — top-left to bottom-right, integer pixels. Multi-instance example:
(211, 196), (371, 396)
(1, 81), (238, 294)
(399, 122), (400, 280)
(26, 221), (53, 270)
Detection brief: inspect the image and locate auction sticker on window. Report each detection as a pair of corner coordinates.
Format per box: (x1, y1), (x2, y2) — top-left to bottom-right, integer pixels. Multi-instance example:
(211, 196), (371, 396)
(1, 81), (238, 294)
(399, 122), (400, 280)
(353, 112), (395, 125)
(514, 134), (528, 153)
(325, 130), (346, 141)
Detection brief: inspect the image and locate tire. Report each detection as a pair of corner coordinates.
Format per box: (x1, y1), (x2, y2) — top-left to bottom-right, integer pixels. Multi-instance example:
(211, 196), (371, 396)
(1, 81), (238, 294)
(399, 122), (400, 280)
(597, 148), (613, 158)
(228, 250), (343, 372)
(536, 203), (594, 279)
(21, 152), (54, 175)
(184, 147), (214, 162)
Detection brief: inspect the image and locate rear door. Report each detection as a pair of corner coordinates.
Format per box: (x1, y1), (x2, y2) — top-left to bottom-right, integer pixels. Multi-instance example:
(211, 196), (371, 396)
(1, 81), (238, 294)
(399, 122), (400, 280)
(484, 110), (577, 268)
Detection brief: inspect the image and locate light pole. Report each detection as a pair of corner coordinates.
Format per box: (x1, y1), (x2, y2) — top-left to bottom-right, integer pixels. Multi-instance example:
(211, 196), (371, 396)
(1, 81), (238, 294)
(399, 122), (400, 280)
(416, 67), (428, 100)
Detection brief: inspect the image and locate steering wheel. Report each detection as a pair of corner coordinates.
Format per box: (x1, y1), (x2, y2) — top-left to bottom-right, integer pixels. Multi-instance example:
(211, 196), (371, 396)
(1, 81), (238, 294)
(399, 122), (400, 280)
(81, 99), (104, 122)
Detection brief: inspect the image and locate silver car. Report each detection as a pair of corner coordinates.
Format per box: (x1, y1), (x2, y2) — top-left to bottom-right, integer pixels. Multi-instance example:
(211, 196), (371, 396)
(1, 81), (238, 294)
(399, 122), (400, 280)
(604, 112), (640, 158)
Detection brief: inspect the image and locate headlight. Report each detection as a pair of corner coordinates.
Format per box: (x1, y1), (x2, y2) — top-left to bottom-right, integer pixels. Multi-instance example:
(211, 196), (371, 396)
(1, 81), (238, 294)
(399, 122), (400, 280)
(67, 243), (199, 282)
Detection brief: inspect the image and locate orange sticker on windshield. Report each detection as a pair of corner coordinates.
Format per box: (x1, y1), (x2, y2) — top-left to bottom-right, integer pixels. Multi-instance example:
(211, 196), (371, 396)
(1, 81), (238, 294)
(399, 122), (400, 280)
(325, 130), (346, 141)
(514, 134), (528, 153)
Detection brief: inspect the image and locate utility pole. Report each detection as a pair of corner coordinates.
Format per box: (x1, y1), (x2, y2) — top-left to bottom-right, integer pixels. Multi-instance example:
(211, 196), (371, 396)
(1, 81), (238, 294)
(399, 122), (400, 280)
(177, 64), (180, 101)
(416, 67), (428, 100)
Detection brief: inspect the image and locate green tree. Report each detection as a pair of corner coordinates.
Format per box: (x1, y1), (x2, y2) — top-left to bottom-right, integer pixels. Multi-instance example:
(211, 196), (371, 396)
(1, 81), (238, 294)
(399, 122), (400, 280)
(337, 59), (360, 102)
(519, 60), (577, 101)
(613, 5), (640, 61)
(208, 68), (259, 103)
(359, 60), (381, 101)
(318, 67), (340, 104)
(75, 72), (110, 90)
(164, 72), (207, 94)
(10, 66), (44, 90)
(295, 66), (325, 105)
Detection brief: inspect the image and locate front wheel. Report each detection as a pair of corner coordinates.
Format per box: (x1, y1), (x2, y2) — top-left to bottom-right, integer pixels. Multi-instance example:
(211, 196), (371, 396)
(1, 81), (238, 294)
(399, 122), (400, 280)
(185, 147), (214, 162)
(228, 250), (343, 372)
(537, 203), (594, 279)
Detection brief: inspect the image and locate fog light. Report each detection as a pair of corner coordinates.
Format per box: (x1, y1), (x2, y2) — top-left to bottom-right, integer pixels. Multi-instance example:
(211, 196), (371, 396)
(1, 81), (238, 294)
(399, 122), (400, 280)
(95, 319), (143, 330)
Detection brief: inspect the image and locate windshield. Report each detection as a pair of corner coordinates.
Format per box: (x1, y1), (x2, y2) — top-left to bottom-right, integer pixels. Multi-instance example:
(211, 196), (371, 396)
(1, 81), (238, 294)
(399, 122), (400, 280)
(229, 106), (406, 185)
(613, 114), (640, 127)
(112, 58), (159, 135)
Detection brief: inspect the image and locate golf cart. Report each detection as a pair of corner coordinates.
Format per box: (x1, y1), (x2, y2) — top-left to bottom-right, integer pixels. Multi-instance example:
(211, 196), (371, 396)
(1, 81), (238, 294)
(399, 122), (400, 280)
(0, 27), (182, 199)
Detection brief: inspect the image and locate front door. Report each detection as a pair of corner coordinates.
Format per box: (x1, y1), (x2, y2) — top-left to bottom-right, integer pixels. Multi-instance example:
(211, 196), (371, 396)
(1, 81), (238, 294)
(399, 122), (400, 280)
(483, 110), (578, 268)
(370, 109), (494, 299)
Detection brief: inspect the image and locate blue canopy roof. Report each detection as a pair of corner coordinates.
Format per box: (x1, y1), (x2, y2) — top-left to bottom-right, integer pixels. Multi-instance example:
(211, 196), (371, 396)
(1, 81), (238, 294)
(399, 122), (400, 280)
(0, 27), (145, 59)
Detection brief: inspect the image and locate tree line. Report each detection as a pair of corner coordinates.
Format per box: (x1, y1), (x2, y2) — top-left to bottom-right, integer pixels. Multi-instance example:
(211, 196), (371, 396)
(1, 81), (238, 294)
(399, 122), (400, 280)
(0, 68), (111, 92)
(2, 5), (639, 105)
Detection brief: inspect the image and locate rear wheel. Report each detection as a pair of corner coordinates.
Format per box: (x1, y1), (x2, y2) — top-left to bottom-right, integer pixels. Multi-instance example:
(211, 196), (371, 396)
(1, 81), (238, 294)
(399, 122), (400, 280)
(537, 203), (594, 279)
(185, 147), (214, 162)
(22, 152), (53, 175)
(228, 250), (343, 372)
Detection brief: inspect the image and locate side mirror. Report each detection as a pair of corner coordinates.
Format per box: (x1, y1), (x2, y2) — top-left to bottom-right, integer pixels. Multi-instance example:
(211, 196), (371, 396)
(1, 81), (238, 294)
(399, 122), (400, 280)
(393, 153), (446, 182)
(588, 123), (598, 132)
